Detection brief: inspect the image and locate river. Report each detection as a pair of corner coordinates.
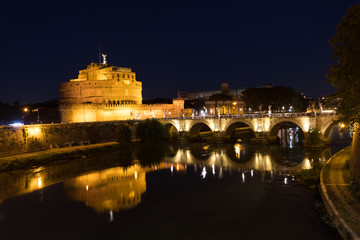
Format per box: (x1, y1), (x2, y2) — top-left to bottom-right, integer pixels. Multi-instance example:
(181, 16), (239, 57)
(0, 131), (351, 239)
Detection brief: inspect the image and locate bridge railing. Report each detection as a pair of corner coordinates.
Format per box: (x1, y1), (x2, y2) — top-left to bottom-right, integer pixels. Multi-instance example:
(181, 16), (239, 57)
(161, 111), (336, 120)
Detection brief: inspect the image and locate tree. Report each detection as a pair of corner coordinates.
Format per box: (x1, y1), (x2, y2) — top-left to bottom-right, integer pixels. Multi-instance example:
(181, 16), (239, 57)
(241, 86), (307, 112)
(327, 4), (360, 123)
(327, 4), (360, 185)
(136, 119), (164, 143)
(303, 128), (322, 147)
(116, 123), (132, 145)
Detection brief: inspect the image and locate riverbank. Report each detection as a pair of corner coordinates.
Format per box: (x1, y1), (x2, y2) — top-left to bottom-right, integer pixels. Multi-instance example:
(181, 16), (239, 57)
(0, 142), (120, 172)
(320, 147), (360, 239)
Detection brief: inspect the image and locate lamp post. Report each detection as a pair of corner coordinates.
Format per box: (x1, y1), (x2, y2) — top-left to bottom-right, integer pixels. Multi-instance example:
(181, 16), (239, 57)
(33, 109), (39, 124)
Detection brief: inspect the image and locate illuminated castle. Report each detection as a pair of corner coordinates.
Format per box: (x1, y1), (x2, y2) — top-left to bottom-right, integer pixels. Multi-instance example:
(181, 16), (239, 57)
(59, 55), (184, 122)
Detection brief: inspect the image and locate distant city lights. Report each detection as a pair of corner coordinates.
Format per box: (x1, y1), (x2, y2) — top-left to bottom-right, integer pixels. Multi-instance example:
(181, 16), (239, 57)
(9, 122), (24, 127)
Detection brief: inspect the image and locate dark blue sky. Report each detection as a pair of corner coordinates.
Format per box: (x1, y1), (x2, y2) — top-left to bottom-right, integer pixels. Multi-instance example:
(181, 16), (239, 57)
(0, 0), (358, 104)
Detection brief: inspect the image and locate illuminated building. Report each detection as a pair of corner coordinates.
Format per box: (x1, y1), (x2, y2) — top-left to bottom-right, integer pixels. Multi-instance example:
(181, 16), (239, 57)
(59, 62), (142, 105)
(59, 57), (184, 122)
(178, 83), (244, 100)
(180, 83), (245, 116)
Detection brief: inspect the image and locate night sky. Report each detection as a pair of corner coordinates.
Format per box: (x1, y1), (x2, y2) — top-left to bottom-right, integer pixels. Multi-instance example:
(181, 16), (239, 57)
(0, 0), (358, 104)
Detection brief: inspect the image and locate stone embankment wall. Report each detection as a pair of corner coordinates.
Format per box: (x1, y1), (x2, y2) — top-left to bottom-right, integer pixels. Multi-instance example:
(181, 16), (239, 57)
(350, 123), (360, 185)
(0, 121), (136, 157)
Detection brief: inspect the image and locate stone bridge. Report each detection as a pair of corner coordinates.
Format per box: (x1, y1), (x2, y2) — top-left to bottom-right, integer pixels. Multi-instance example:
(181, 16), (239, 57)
(160, 112), (338, 141)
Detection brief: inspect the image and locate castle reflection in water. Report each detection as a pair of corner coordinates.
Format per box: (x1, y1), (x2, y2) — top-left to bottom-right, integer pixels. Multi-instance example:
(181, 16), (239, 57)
(0, 143), (331, 215)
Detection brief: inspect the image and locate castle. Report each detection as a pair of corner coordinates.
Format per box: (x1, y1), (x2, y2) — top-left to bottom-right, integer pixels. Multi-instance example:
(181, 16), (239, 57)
(59, 56), (184, 122)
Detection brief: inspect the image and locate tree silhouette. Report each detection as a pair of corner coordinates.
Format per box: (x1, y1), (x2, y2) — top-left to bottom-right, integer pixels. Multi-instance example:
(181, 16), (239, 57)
(327, 4), (360, 123)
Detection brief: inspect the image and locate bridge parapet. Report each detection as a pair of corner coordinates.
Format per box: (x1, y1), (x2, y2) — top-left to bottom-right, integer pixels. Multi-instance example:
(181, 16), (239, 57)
(160, 112), (338, 142)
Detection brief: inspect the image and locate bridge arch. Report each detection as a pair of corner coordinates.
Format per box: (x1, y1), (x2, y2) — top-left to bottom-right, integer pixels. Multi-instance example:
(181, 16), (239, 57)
(188, 122), (213, 139)
(269, 121), (305, 144)
(161, 119), (180, 132)
(223, 120), (255, 142)
(164, 123), (179, 139)
(323, 122), (338, 139)
(268, 119), (306, 136)
(323, 121), (351, 141)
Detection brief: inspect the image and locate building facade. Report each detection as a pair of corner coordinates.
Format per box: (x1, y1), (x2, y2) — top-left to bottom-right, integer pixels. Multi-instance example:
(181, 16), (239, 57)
(59, 60), (184, 122)
(180, 83), (245, 116)
(178, 83), (245, 100)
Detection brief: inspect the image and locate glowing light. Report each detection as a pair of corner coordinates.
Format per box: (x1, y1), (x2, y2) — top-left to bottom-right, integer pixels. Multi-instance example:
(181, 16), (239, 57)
(219, 167), (223, 179)
(303, 122), (310, 132)
(134, 171), (138, 180)
(242, 172), (245, 183)
(27, 127), (41, 137)
(264, 118), (270, 131)
(234, 144), (241, 159)
(251, 169), (254, 177)
(110, 210), (114, 222)
(212, 164), (215, 175)
(170, 164), (174, 173)
(340, 123), (345, 128)
(24, 108), (28, 112)
(301, 158), (312, 170)
(9, 122), (24, 127)
(201, 167), (207, 179)
(38, 177), (42, 188)
(86, 185), (89, 191)
(284, 177), (288, 185)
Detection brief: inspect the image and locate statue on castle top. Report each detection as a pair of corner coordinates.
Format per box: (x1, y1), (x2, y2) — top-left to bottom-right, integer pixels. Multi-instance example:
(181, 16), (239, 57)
(102, 54), (107, 65)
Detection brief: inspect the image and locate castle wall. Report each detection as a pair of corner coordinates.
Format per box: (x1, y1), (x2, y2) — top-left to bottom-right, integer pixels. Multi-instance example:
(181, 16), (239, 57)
(59, 101), (184, 123)
(59, 80), (142, 105)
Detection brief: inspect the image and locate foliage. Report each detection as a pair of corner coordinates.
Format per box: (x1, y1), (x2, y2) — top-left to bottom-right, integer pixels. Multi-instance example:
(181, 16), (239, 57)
(116, 124), (132, 145)
(327, 4), (360, 123)
(304, 128), (322, 146)
(241, 86), (307, 112)
(136, 119), (164, 143)
(0, 101), (22, 125)
(295, 168), (321, 185)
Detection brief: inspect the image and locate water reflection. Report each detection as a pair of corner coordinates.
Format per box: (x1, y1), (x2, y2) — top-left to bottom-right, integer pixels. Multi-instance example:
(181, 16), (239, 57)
(64, 165), (146, 213)
(0, 143), (334, 214)
(278, 127), (302, 148)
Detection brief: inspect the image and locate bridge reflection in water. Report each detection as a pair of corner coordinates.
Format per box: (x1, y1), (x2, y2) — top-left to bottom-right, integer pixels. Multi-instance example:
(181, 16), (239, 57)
(0, 143), (331, 216)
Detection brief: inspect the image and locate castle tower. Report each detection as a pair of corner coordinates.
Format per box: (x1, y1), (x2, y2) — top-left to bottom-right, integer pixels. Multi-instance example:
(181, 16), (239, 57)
(59, 62), (142, 105)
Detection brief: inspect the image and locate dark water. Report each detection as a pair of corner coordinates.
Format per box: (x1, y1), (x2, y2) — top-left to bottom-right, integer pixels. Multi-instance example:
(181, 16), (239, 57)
(0, 132), (351, 240)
